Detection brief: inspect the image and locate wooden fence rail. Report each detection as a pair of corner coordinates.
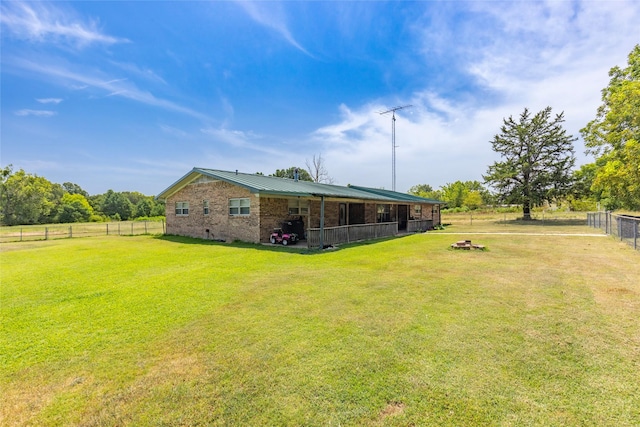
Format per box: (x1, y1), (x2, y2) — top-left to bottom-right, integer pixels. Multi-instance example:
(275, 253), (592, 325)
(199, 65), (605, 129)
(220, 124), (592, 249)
(0, 221), (166, 243)
(407, 219), (433, 232)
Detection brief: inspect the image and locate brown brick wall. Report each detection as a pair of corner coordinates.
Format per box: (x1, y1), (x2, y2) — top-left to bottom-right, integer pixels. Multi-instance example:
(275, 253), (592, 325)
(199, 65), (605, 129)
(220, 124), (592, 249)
(308, 200), (342, 228)
(259, 197), (292, 242)
(165, 179), (442, 242)
(166, 181), (261, 243)
(365, 203), (378, 224)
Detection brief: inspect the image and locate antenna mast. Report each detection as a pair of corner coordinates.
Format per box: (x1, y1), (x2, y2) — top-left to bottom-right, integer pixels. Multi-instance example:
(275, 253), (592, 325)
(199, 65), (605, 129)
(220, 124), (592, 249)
(379, 105), (412, 191)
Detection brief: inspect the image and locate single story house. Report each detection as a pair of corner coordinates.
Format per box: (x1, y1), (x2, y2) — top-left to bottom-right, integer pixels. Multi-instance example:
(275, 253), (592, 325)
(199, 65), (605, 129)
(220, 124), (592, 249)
(156, 168), (445, 247)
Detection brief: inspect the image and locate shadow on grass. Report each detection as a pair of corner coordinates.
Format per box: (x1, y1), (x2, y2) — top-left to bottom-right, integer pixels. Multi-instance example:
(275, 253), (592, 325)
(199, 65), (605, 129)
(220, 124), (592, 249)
(153, 233), (408, 254)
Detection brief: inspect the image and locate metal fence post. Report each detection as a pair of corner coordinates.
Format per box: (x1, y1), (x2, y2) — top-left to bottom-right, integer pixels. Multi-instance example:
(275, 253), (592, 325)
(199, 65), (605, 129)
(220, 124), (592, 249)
(45, 227), (48, 240)
(69, 226), (72, 238)
(619, 217), (622, 241)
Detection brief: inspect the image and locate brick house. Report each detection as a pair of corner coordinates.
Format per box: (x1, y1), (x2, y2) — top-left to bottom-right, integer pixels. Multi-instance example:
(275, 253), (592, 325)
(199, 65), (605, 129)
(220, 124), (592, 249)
(156, 168), (444, 247)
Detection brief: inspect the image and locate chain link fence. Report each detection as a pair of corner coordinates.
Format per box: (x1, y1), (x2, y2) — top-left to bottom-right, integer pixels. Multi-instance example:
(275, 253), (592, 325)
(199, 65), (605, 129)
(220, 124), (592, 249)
(0, 220), (165, 243)
(587, 212), (639, 251)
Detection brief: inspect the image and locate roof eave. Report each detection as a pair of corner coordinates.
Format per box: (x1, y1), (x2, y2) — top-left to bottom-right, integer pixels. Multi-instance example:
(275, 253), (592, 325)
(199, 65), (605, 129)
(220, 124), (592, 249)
(156, 168), (201, 201)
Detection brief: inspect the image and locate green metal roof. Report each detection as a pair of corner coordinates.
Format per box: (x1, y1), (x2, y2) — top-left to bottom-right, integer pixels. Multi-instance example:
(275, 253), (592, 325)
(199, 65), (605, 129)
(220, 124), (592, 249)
(348, 185), (446, 204)
(157, 168), (445, 204)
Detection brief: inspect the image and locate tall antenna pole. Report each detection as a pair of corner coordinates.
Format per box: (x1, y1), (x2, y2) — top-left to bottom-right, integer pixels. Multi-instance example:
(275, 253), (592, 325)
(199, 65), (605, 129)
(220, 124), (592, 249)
(379, 105), (412, 191)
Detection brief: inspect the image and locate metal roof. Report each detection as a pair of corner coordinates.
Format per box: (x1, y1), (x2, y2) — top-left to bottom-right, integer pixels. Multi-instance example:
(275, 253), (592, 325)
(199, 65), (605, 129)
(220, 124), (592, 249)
(348, 185), (446, 204)
(157, 168), (445, 204)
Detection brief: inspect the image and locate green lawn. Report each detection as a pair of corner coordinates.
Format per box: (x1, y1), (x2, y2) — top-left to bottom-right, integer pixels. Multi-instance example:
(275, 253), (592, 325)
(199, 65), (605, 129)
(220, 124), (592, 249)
(1, 226), (639, 426)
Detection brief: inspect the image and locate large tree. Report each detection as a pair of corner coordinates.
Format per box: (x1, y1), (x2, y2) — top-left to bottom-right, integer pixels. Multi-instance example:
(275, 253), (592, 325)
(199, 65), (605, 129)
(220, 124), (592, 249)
(581, 44), (640, 210)
(62, 182), (89, 198)
(57, 193), (93, 223)
(440, 181), (491, 209)
(408, 184), (442, 200)
(0, 166), (60, 225)
(271, 167), (313, 182)
(484, 107), (577, 220)
(101, 189), (133, 220)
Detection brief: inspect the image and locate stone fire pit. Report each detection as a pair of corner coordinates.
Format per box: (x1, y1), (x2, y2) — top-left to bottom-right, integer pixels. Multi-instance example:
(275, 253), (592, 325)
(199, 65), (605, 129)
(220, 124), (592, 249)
(451, 240), (485, 250)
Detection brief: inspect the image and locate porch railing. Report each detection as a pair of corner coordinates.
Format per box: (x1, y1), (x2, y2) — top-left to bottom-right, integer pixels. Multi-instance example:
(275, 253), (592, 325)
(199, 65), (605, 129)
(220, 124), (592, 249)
(407, 219), (433, 232)
(306, 222), (398, 248)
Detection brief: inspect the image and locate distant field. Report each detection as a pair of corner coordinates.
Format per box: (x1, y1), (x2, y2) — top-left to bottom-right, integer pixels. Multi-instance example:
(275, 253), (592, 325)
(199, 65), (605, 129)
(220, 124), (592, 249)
(442, 210), (588, 230)
(441, 212), (592, 235)
(1, 223), (639, 426)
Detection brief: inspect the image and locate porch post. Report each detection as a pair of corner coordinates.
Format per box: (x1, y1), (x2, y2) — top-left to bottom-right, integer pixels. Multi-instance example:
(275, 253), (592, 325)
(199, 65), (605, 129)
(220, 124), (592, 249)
(319, 195), (325, 249)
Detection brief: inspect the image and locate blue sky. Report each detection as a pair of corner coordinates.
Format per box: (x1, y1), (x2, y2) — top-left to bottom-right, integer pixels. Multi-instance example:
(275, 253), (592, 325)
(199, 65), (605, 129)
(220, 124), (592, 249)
(1, 1), (639, 195)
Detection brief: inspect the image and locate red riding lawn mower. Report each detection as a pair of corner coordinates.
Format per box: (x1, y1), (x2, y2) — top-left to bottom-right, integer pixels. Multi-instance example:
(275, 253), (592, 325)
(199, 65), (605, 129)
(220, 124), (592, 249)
(270, 221), (299, 245)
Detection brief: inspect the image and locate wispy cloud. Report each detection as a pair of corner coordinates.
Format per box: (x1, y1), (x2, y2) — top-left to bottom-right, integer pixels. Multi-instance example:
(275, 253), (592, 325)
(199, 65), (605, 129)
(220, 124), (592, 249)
(0, 1), (127, 47)
(460, 0), (640, 92)
(36, 98), (63, 104)
(15, 109), (57, 117)
(199, 126), (286, 157)
(109, 61), (167, 85)
(11, 57), (211, 122)
(200, 127), (257, 148)
(159, 124), (189, 138)
(236, 1), (312, 57)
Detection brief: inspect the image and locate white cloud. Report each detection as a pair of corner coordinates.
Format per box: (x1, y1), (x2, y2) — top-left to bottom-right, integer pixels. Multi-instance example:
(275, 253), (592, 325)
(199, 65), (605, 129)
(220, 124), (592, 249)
(0, 1), (127, 47)
(15, 109), (57, 117)
(236, 1), (312, 57)
(159, 124), (189, 138)
(109, 61), (167, 85)
(36, 97), (63, 104)
(199, 127), (283, 157)
(10, 57), (212, 122)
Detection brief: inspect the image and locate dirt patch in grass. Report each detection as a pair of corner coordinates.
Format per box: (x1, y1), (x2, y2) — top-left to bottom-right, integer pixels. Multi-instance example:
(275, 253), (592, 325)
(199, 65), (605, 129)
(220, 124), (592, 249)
(379, 401), (406, 418)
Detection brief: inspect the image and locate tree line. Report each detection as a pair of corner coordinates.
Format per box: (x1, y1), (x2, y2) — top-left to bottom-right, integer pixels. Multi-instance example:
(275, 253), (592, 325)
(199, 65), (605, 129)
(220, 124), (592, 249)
(0, 166), (165, 226)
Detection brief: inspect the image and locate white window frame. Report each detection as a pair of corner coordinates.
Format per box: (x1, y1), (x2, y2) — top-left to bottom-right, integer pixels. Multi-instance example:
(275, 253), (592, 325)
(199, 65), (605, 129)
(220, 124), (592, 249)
(229, 198), (250, 216)
(288, 199), (309, 216)
(377, 204), (391, 223)
(203, 200), (210, 215)
(414, 205), (422, 214)
(175, 202), (189, 216)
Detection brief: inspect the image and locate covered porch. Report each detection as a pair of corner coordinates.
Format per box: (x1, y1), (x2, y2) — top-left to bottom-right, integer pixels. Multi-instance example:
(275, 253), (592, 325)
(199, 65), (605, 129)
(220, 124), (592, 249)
(306, 218), (433, 247)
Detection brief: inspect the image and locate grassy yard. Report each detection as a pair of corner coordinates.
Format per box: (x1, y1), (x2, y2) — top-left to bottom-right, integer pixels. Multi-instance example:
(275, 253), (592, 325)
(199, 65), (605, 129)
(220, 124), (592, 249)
(441, 210), (588, 231)
(1, 224), (639, 426)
